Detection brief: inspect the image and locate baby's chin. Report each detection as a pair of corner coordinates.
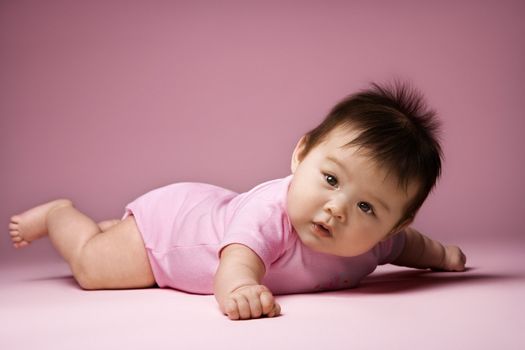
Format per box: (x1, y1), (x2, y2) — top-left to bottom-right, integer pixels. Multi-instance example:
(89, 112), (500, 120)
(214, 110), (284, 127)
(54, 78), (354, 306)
(295, 231), (358, 256)
(300, 236), (373, 258)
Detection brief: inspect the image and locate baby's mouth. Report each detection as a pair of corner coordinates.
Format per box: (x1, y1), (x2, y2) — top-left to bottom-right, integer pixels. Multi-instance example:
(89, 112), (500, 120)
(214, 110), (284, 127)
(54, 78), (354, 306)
(313, 222), (332, 237)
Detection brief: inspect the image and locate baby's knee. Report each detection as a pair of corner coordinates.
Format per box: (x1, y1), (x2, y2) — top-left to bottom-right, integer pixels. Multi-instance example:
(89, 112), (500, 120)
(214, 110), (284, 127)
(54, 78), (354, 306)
(71, 247), (103, 290)
(75, 272), (98, 290)
(72, 262), (97, 290)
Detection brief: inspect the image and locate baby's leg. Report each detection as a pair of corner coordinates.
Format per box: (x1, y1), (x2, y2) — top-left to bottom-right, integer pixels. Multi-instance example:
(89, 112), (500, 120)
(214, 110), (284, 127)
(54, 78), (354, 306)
(9, 200), (155, 290)
(97, 219), (121, 231)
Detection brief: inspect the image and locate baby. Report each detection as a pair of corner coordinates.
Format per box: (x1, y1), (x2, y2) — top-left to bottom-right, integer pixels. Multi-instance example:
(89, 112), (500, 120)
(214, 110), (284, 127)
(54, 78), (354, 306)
(9, 81), (466, 320)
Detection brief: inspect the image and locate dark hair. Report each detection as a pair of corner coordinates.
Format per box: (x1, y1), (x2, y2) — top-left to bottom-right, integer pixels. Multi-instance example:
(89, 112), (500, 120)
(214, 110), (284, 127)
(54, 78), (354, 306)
(299, 81), (443, 228)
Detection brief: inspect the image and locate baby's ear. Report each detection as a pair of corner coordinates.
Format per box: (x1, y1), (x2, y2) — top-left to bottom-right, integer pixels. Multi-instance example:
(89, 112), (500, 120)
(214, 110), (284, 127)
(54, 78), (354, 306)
(291, 135), (307, 173)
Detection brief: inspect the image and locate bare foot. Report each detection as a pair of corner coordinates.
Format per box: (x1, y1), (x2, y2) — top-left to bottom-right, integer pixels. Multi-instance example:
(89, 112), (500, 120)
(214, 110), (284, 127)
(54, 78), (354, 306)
(9, 199), (73, 248)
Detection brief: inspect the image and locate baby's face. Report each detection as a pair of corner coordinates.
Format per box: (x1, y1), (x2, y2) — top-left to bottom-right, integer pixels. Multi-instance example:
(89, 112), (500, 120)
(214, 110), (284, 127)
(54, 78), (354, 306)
(286, 126), (418, 257)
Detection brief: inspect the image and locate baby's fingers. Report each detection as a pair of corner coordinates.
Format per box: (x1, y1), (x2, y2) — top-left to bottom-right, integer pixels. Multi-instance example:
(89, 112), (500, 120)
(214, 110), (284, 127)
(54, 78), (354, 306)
(223, 285), (280, 320)
(226, 294), (261, 320)
(260, 289), (280, 318)
(234, 295), (252, 320)
(223, 298), (241, 320)
(454, 249), (467, 271)
(224, 297), (252, 320)
(445, 245), (467, 271)
(266, 301), (281, 318)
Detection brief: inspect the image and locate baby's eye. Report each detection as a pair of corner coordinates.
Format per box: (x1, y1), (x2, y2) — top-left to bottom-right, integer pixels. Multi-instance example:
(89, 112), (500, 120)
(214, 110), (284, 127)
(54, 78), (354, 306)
(358, 201), (374, 215)
(324, 174), (338, 187)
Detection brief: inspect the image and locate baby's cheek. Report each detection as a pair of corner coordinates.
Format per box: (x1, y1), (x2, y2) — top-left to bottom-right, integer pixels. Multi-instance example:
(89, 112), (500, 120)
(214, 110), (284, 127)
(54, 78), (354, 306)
(288, 192), (312, 219)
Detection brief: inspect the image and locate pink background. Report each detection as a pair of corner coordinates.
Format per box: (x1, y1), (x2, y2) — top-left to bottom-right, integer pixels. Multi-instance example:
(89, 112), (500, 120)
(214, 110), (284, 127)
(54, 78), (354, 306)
(1, 2), (525, 349)
(1, 1), (524, 259)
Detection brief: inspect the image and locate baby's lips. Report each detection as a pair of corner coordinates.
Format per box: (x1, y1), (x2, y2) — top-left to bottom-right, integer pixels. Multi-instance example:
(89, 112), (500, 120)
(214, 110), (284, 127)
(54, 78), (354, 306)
(313, 222), (332, 237)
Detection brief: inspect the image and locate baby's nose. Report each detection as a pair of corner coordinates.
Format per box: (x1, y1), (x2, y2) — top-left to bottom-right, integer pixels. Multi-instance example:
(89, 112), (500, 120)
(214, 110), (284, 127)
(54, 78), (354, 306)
(325, 202), (346, 223)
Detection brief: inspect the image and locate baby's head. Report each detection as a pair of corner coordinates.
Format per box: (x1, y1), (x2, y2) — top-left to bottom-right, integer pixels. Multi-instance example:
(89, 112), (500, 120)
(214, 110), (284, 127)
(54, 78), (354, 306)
(287, 81), (442, 256)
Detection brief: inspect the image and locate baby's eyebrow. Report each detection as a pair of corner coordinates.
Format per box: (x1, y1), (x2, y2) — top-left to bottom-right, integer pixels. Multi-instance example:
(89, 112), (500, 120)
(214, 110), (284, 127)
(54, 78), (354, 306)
(325, 155), (391, 213)
(326, 156), (350, 176)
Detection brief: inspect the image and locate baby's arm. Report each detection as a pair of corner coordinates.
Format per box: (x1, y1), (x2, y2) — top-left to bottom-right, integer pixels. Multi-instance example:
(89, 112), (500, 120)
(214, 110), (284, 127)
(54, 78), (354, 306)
(392, 227), (466, 271)
(214, 244), (281, 320)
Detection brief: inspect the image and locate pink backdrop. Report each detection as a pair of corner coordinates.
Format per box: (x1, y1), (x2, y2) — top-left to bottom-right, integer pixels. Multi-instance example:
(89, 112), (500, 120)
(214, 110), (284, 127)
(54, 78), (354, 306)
(1, 0), (524, 264)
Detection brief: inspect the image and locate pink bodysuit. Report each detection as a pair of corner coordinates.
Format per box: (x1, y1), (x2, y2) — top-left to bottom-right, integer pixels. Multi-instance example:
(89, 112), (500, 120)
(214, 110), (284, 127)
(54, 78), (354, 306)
(123, 175), (406, 295)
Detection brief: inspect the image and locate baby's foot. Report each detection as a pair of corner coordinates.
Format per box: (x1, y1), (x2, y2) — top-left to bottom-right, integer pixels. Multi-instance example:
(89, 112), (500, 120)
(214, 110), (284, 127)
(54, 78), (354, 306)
(9, 199), (72, 248)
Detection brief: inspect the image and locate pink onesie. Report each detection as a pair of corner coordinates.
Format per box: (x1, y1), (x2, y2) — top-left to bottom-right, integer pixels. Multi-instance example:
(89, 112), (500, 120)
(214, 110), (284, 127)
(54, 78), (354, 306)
(123, 175), (406, 295)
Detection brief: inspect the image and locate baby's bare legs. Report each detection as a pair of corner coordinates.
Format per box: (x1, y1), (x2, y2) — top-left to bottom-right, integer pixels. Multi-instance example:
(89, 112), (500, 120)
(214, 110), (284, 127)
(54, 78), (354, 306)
(97, 219), (122, 231)
(9, 200), (155, 290)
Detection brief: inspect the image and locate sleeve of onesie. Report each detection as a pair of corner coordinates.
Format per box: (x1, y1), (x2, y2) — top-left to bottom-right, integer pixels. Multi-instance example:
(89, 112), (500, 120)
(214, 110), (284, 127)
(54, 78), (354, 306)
(218, 197), (289, 273)
(375, 230), (407, 265)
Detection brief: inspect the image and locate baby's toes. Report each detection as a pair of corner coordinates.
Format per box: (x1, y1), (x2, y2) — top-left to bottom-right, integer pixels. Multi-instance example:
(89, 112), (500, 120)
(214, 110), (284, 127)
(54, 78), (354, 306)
(10, 215), (21, 224)
(9, 220), (19, 231)
(14, 241), (29, 249)
(11, 235), (23, 242)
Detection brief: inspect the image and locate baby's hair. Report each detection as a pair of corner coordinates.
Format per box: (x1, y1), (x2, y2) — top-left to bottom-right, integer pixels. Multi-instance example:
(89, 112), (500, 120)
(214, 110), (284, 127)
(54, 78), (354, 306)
(299, 80), (443, 228)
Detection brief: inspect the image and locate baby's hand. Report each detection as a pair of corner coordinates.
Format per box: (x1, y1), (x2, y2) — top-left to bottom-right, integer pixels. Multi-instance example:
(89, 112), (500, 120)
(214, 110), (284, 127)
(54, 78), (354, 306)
(436, 245), (467, 272)
(221, 284), (281, 320)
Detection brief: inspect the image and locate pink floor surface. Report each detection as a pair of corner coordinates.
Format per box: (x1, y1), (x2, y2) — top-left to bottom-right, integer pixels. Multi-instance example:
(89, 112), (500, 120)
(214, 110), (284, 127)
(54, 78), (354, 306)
(1, 238), (524, 350)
